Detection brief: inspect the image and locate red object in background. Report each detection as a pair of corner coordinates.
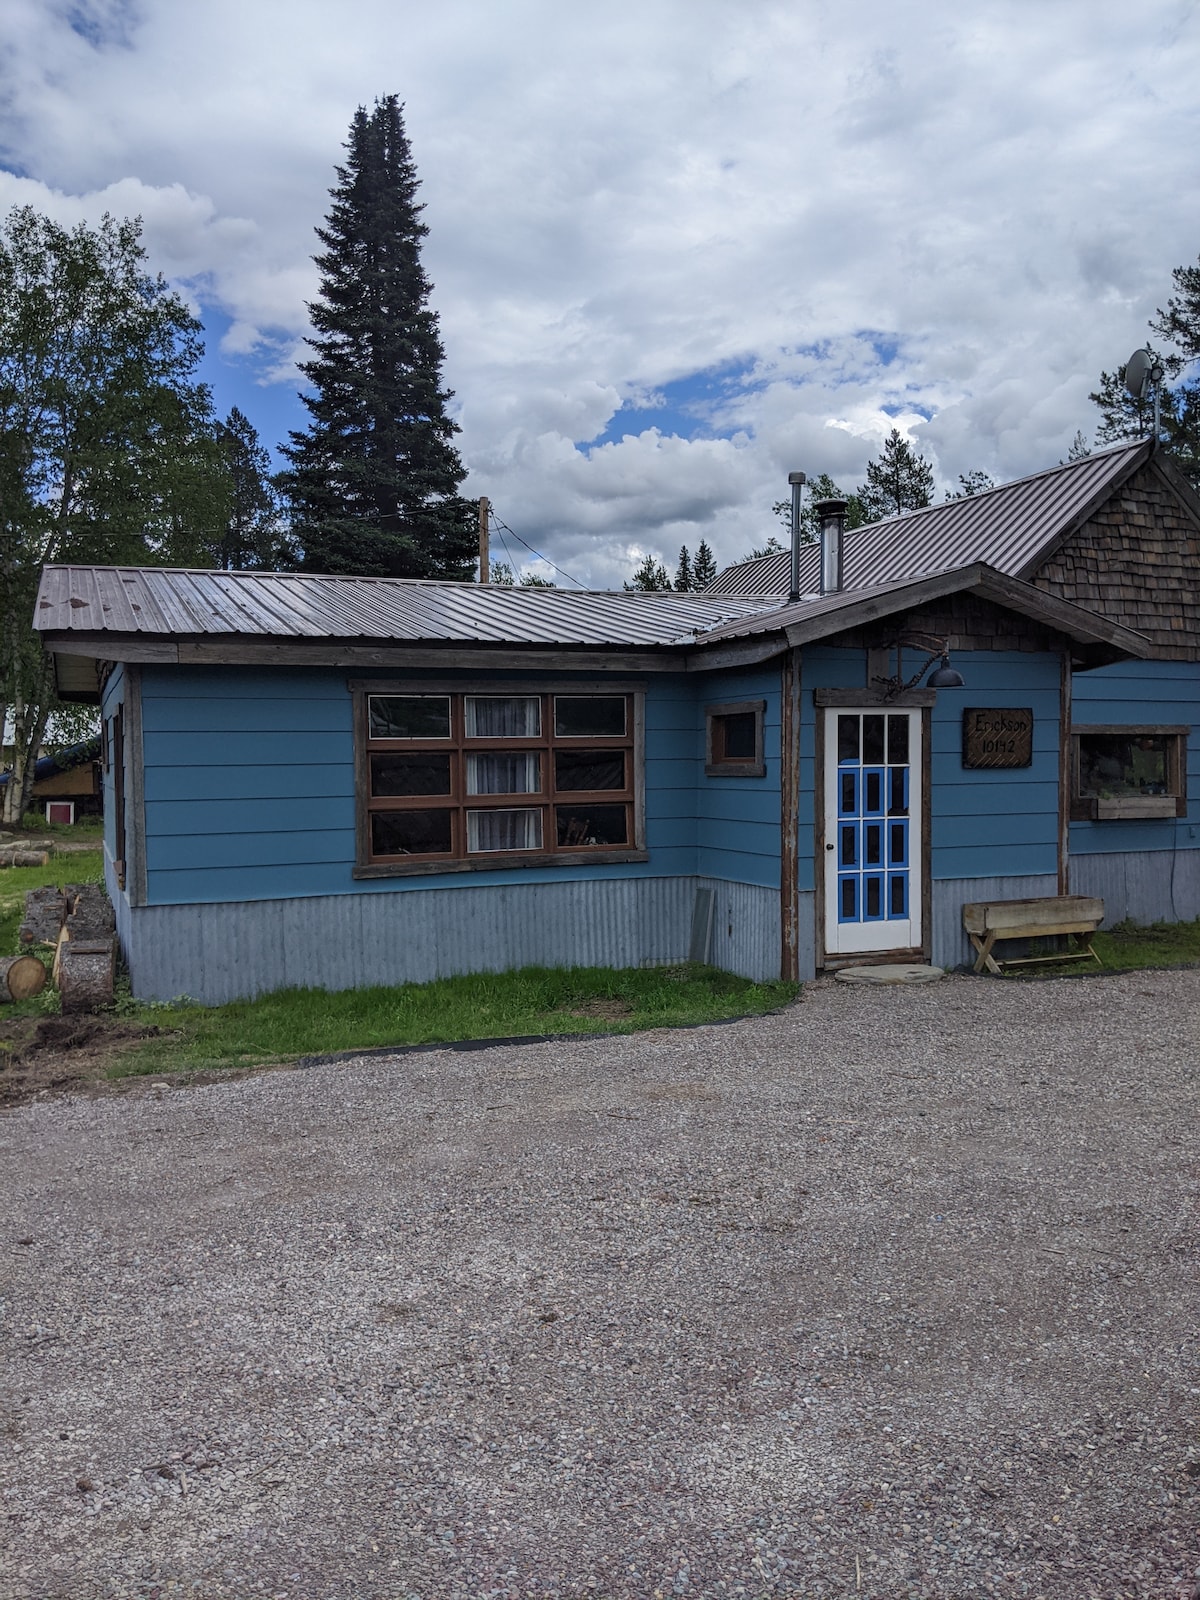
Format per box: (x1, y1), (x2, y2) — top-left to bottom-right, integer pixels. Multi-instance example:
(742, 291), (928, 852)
(45, 800), (75, 825)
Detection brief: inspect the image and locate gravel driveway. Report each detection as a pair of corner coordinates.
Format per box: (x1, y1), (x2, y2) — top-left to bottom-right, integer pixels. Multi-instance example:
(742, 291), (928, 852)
(2, 969), (1198, 1599)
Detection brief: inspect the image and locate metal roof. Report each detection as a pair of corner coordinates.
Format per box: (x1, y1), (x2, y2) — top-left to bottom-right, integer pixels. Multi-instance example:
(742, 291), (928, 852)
(706, 439), (1152, 597)
(694, 563), (1154, 656)
(34, 565), (778, 649)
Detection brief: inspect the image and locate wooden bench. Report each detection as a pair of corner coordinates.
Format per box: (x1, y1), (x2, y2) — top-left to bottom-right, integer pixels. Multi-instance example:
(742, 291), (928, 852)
(962, 895), (1104, 976)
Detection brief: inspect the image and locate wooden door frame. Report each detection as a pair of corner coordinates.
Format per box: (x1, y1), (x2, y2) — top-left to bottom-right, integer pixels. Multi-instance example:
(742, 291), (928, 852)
(814, 698), (933, 971)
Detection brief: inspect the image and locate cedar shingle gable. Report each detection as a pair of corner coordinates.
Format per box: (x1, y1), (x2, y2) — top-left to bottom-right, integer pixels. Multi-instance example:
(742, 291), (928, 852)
(1028, 456), (1200, 660)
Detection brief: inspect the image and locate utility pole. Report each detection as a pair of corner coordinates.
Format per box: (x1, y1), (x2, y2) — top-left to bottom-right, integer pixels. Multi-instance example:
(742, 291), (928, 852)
(478, 496), (490, 584)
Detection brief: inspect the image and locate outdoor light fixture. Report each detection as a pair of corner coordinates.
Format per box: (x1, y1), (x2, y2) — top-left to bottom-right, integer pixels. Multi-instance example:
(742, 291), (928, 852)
(874, 632), (965, 700)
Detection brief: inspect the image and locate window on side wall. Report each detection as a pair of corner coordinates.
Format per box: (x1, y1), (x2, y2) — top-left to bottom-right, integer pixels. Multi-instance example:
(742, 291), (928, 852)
(1070, 725), (1188, 820)
(705, 700), (766, 777)
(352, 686), (646, 876)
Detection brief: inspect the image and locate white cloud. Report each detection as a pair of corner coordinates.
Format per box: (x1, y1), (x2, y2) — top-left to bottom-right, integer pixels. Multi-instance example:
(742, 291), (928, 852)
(1, 0), (1198, 582)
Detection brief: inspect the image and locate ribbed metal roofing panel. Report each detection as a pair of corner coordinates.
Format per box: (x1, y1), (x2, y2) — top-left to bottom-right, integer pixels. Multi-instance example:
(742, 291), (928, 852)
(706, 440), (1150, 596)
(35, 566), (779, 648)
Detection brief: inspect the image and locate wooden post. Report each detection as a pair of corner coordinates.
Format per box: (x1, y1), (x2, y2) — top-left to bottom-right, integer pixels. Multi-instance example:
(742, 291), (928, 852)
(478, 496), (490, 584)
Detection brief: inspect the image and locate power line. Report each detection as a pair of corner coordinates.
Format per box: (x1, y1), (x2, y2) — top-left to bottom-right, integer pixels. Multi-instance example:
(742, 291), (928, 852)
(489, 511), (589, 590)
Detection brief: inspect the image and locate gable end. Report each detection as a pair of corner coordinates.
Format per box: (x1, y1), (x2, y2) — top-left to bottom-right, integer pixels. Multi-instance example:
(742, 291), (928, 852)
(1028, 455), (1200, 659)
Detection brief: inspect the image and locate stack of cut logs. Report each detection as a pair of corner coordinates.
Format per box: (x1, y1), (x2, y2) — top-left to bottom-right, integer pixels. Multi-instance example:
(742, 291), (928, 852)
(0, 883), (118, 1012)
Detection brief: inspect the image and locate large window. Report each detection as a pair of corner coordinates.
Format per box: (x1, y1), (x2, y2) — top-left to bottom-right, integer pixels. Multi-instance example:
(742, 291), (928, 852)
(353, 685), (644, 875)
(1071, 725), (1188, 820)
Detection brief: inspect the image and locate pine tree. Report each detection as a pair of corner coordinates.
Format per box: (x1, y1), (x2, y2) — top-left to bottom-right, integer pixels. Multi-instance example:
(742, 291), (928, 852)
(944, 469), (995, 501)
(1063, 430), (1091, 463)
(857, 429), (935, 522)
(1149, 257), (1200, 376)
(674, 545), (693, 591)
(624, 553), (671, 591)
(770, 473), (866, 542)
(281, 96), (475, 578)
(693, 540), (717, 589)
(217, 407), (291, 569)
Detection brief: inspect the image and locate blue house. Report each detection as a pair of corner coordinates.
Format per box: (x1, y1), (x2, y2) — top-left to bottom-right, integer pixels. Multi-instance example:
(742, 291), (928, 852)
(34, 438), (1199, 1002)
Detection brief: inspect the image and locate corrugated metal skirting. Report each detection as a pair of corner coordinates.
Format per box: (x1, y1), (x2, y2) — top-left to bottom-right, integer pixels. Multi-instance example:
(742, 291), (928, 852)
(931, 875), (1060, 970)
(1070, 851), (1200, 926)
(123, 876), (782, 1004)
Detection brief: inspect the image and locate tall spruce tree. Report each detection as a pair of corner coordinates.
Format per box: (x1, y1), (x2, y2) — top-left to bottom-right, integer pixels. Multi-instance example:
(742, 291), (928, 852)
(693, 539), (717, 589)
(282, 96), (475, 577)
(857, 429), (935, 522)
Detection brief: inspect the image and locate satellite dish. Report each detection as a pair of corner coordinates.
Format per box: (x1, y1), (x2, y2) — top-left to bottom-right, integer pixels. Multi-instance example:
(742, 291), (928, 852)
(1124, 347), (1162, 401)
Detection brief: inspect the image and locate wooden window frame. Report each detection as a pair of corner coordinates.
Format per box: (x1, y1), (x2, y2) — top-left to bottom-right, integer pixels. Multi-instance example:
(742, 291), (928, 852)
(705, 699), (766, 778)
(1070, 724), (1188, 821)
(350, 679), (648, 878)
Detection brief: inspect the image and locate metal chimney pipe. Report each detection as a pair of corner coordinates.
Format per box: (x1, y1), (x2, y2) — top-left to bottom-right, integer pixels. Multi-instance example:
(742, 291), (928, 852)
(787, 472), (806, 604)
(815, 498), (848, 595)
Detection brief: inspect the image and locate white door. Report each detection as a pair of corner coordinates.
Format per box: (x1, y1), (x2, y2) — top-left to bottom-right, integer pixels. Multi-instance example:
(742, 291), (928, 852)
(824, 708), (922, 956)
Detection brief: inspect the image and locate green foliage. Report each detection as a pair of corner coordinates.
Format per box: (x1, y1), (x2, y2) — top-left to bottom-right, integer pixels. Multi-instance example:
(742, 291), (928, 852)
(0, 849), (104, 955)
(857, 429), (935, 522)
(692, 539), (717, 589)
(1088, 349), (1200, 488)
(624, 553), (672, 591)
(771, 472), (867, 546)
(110, 963), (799, 1075)
(746, 533), (787, 562)
(490, 560), (555, 587)
(0, 205), (228, 823)
(667, 539), (718, 591)
(218, 407), (293, 569)
(281, 96), (475, 579)
(944, 469), (995, 500)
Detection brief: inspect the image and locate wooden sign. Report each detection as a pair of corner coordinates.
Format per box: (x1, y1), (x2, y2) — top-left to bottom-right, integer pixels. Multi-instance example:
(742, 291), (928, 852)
(962, 707), (1034, 769)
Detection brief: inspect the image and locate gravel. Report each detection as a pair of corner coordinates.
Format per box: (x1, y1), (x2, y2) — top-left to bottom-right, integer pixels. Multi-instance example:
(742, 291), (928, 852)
(1, 968), (1197, 1599)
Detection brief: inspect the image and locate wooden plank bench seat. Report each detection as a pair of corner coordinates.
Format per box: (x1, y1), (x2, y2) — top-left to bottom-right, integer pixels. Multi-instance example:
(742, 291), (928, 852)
(961, 895), (1104, 976)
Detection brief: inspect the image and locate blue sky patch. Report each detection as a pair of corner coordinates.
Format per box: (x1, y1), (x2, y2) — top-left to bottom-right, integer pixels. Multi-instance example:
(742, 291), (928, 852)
(195, 305), (306, 468)
(588, 358), (759, 448)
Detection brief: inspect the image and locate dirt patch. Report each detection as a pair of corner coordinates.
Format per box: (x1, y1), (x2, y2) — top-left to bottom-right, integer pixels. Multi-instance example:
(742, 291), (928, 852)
(0, 1013), (165, 1106)
(562, 997), (634, 1018)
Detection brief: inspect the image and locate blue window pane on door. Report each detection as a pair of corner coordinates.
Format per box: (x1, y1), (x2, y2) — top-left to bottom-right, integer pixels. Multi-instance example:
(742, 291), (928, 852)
(836, 713), (913, 926)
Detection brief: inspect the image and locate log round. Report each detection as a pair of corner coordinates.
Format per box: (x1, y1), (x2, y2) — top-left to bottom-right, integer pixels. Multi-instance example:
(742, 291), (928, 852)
(59, 939), (116, 1014)
(0, 955), (48, 1003)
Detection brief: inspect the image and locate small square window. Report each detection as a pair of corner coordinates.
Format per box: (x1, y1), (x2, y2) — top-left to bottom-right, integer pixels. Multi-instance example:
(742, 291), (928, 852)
(1071, 726), (1187, 820)
(706, 700), (766, 777)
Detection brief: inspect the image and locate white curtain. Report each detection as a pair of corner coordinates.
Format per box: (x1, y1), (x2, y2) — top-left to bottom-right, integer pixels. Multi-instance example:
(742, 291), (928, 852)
(466, 752), (540, 795)
(465, 696), (540, 738)
(467, 808), (543, 852)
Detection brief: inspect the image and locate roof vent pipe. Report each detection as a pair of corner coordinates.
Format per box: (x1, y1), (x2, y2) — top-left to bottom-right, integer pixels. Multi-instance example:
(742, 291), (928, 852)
(816, 498), (848, 595)
(787, 471), (806, 604)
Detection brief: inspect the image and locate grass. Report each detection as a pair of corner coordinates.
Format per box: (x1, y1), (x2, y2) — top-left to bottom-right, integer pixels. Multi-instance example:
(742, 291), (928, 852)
(1092, 917), (1200, 971)
(112, 964), (798, 1077)
(13, 811), (105, 842)
(0, 849), (105, 959)
(1005, 917), (1200, 977)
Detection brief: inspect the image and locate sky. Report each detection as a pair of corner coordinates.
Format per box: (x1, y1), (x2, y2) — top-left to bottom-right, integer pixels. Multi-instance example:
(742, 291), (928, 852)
(2, 0), (1198, 587)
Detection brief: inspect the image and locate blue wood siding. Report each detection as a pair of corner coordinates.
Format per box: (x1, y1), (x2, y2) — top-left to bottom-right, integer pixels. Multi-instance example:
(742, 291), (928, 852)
(797, 646), (867, 894)
(798, 646), (1061, 887)
(695, 666), (782, 890)
(137, 665), (783, 907)
(929, 651), (1060, 881)
(1071, 658), (1200, 855)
